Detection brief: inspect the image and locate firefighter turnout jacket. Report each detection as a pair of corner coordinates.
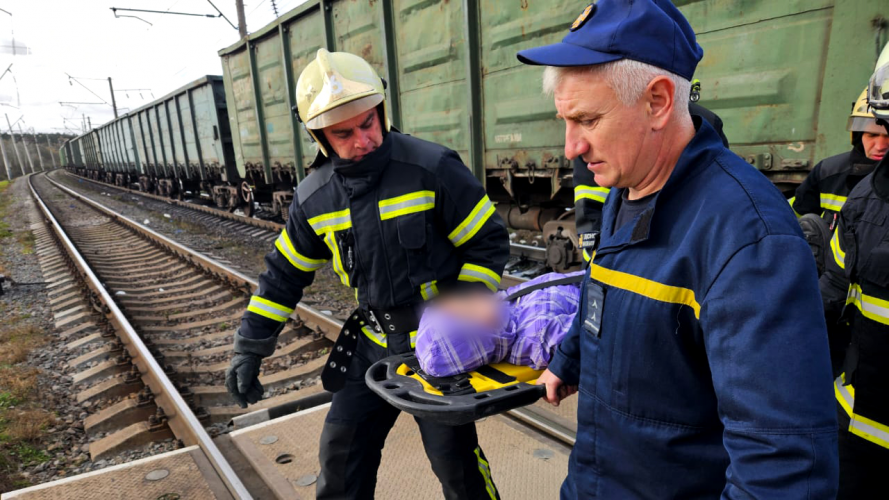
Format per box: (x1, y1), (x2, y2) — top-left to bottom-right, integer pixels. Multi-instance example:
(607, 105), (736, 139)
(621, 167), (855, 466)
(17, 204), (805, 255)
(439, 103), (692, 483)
(821, 155), (889, 451)
(791, 147), (877, 219)
(550, 117), (838, 498)
(239, 130), (509, 344)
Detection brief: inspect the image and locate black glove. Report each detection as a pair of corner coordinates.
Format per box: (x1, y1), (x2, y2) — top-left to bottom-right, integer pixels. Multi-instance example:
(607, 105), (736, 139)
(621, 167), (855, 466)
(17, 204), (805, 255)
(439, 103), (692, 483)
(225, 330), (278, 408)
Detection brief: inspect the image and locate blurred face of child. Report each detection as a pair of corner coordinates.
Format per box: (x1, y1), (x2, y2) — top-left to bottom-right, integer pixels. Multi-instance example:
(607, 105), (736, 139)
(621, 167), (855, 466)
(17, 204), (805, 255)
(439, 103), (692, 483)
(435, 292), (504, 330)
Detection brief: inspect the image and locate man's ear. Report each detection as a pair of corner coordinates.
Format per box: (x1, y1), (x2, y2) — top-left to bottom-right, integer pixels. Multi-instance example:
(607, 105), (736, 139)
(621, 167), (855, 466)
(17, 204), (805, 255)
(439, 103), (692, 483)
(646, 76), (676, 132)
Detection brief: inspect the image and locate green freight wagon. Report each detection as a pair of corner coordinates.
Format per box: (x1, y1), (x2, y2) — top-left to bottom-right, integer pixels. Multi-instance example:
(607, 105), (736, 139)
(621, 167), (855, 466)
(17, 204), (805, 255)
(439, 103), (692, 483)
(219, 0), (887, 258)
(126, 76), (237, 202)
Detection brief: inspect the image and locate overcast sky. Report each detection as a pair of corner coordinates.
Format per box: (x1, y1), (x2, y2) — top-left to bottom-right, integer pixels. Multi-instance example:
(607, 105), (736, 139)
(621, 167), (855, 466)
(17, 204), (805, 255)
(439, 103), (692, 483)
(0, 0), (308, 134)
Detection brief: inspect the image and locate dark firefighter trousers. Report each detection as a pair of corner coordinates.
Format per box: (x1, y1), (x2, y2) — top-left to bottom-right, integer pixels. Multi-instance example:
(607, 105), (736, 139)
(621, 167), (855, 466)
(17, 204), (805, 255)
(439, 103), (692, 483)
(316, 332), (500, 500)
(838, 406), (889, 499)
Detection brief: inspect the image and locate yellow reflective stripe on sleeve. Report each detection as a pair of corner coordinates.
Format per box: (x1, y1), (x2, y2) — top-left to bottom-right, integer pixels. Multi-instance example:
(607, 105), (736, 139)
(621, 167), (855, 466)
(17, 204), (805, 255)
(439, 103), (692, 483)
(420, 281), (439, 301)
(850, 413), (889, 449)
(275, 230), (327, 272)
(323, 232), (351, 287)
(820, 193), (847, 212)
(575, 185), (610, 204)
(590, 262), (701, 319)
(834, 375), (889, 449)
(830, 230), (845, 270)
(362, 326), (387, 348)
(409, 330), (417, 349)
(787, 197), (802, 218)
(474, 447), (498, 500)
(835, 374), (854, 417)
(458, 263), (501, 292)
(448, 195), (496, 247)
(846, 284), (889, 325)
(379, 191), (435, 220)
(247, 296), (294, 322)
(308, 209), (352, 234)
(582, 249), (591, 262)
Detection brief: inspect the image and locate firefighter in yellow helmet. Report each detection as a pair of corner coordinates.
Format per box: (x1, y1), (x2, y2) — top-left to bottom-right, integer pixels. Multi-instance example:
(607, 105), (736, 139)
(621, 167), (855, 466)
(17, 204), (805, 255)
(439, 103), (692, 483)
(791, 89), (887, 276)
(820, 42), (889, 498)
(226, 49), (508, 499)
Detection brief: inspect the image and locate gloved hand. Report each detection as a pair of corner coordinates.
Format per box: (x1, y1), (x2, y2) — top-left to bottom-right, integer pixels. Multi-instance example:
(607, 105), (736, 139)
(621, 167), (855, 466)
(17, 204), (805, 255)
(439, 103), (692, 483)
(225, 329), (279, 408)
(225, 353), (264, 408)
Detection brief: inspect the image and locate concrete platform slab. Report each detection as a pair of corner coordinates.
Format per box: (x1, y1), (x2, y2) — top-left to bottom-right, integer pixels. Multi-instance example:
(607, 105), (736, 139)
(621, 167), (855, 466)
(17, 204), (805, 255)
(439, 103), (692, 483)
(1, 446), (232, 500)
(231, 403), (569, 500)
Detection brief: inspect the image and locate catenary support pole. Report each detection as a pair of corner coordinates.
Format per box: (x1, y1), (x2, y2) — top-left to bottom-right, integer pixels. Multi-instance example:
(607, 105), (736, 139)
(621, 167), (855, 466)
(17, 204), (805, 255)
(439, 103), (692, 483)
(17, 124), (35, 174)
(108, 77), (118, 119)
(235, 0), (247, 37)
(5, 114), (25, 175)
(46, 135), (56, 168)
(0, 132), (12, 180)
(30, 129), (45, 171)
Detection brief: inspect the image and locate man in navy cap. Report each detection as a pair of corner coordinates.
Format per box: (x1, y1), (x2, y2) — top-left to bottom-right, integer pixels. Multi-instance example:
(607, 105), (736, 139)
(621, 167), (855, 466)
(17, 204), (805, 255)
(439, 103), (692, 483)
(520, 1), (839, 497)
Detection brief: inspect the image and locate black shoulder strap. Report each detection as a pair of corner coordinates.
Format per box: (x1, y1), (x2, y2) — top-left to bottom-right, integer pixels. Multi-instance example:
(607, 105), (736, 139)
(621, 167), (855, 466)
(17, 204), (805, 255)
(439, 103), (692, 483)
(505, 274), (585, 301)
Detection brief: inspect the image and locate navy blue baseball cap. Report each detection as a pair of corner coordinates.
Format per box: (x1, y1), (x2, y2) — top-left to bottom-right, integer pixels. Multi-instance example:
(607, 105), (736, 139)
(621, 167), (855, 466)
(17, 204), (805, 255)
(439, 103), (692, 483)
(516, 0), (703, 81)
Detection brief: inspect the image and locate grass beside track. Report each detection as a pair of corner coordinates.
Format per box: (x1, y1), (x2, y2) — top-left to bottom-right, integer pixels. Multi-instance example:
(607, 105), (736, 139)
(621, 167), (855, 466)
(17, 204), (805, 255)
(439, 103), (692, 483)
(0, 179), (55, 492)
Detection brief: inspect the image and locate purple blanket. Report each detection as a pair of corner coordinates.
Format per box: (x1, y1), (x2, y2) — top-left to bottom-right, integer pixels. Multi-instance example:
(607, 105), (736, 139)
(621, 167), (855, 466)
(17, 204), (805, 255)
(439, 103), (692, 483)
(415, 272), (583, 377)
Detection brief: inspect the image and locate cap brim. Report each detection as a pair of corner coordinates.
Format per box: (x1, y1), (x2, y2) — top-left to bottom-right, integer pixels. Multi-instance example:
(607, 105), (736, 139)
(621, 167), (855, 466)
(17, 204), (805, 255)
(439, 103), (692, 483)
(516, 42), (623, 67)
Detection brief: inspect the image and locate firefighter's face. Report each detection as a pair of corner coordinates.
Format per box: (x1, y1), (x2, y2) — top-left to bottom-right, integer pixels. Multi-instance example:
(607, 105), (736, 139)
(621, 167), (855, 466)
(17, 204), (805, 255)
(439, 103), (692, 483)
(862, 130), (889, 161)
(556, 71), (674, 192)
(322, 108), (383, 161)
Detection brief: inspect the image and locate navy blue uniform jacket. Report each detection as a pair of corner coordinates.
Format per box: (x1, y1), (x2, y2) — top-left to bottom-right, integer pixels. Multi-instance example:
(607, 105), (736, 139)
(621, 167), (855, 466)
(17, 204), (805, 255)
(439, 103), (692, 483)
(548, 119), (839, 499)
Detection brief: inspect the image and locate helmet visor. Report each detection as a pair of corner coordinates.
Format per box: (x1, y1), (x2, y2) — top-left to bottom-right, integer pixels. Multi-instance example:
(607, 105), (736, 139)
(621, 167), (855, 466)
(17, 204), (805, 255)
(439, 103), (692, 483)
(305, 94), (384, 130)
(847, 116), (885, 134)
(869, 63), (889, 118)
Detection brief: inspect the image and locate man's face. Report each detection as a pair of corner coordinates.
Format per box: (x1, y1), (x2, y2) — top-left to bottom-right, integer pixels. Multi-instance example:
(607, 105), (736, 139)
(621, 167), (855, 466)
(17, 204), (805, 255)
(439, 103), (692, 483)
(862, 130), (889, 161)
(555, 72), (653, 189)
(321, 108), (383, 161)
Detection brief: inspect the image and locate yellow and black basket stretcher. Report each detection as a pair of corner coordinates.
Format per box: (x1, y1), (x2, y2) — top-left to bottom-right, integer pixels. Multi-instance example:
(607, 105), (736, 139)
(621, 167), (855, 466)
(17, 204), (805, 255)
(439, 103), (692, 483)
(366, 353), (546, 426)
(366, 273), (584, 426)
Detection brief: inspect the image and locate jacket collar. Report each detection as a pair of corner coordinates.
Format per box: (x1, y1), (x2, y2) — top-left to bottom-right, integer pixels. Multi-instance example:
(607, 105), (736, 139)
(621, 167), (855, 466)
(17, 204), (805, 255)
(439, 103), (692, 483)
(597, 116), (724, 256)
(309, 129), (397, 199)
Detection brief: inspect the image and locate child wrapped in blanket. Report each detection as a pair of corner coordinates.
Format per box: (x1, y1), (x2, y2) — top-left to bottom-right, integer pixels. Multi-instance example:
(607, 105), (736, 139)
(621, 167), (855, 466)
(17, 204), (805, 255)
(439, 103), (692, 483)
(415, 271), (584, 378)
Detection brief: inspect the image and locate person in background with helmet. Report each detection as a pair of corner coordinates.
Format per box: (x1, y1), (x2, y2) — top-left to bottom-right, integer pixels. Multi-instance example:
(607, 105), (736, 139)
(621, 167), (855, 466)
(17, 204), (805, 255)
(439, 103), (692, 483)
(573, 99), (728, 261)
(791, 90), (888, 275)
(792, 90), (888, 221)
(820, 42), (889, 499)
(225, 49), (508, 499)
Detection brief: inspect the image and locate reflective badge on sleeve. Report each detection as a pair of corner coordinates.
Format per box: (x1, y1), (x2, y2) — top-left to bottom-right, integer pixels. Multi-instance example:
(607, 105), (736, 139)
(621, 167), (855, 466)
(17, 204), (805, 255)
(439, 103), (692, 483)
(583, 282), (604, 337)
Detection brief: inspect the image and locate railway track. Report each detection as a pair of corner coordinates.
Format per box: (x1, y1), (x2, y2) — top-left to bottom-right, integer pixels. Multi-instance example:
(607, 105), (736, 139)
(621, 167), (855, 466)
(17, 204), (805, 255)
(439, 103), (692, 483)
(12, 171), (576, 498)
(27, 173), (348, 499)
(60, 170), (547, 287)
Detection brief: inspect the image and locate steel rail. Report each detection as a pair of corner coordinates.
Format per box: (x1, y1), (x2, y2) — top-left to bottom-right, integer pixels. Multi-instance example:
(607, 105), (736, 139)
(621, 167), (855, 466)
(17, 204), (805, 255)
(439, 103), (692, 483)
(30, 173), (253, 500)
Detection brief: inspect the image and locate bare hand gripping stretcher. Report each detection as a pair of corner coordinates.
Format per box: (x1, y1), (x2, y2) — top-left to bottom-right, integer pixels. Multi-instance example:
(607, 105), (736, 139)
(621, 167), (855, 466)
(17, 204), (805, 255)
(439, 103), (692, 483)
(366, 273), (584, 426)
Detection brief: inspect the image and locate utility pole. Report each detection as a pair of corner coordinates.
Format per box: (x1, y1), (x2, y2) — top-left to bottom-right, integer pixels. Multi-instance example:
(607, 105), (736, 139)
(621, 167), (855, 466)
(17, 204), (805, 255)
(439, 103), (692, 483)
(235, 0), (247, 38)
(108, 77), (118, 118)
(82, 114), (86, 133)
(5, 114), (25, 175)
(17, 124), (35, 174)
(46, 135), (56, 168)
(0, 132), (11, 180)
(30, 129), (45, 171)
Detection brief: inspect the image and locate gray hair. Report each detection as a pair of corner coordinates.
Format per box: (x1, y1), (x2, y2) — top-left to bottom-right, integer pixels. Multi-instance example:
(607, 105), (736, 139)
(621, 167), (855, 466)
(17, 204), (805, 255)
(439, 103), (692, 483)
(543, 59), (692, 117)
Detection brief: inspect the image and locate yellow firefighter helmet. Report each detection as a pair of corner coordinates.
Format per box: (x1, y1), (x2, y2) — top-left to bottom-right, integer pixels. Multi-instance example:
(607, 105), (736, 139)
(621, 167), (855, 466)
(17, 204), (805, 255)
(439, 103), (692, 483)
(868, 42), (889, 122)
(847, 88), (882, 136)
(295, 48), (390, 157)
